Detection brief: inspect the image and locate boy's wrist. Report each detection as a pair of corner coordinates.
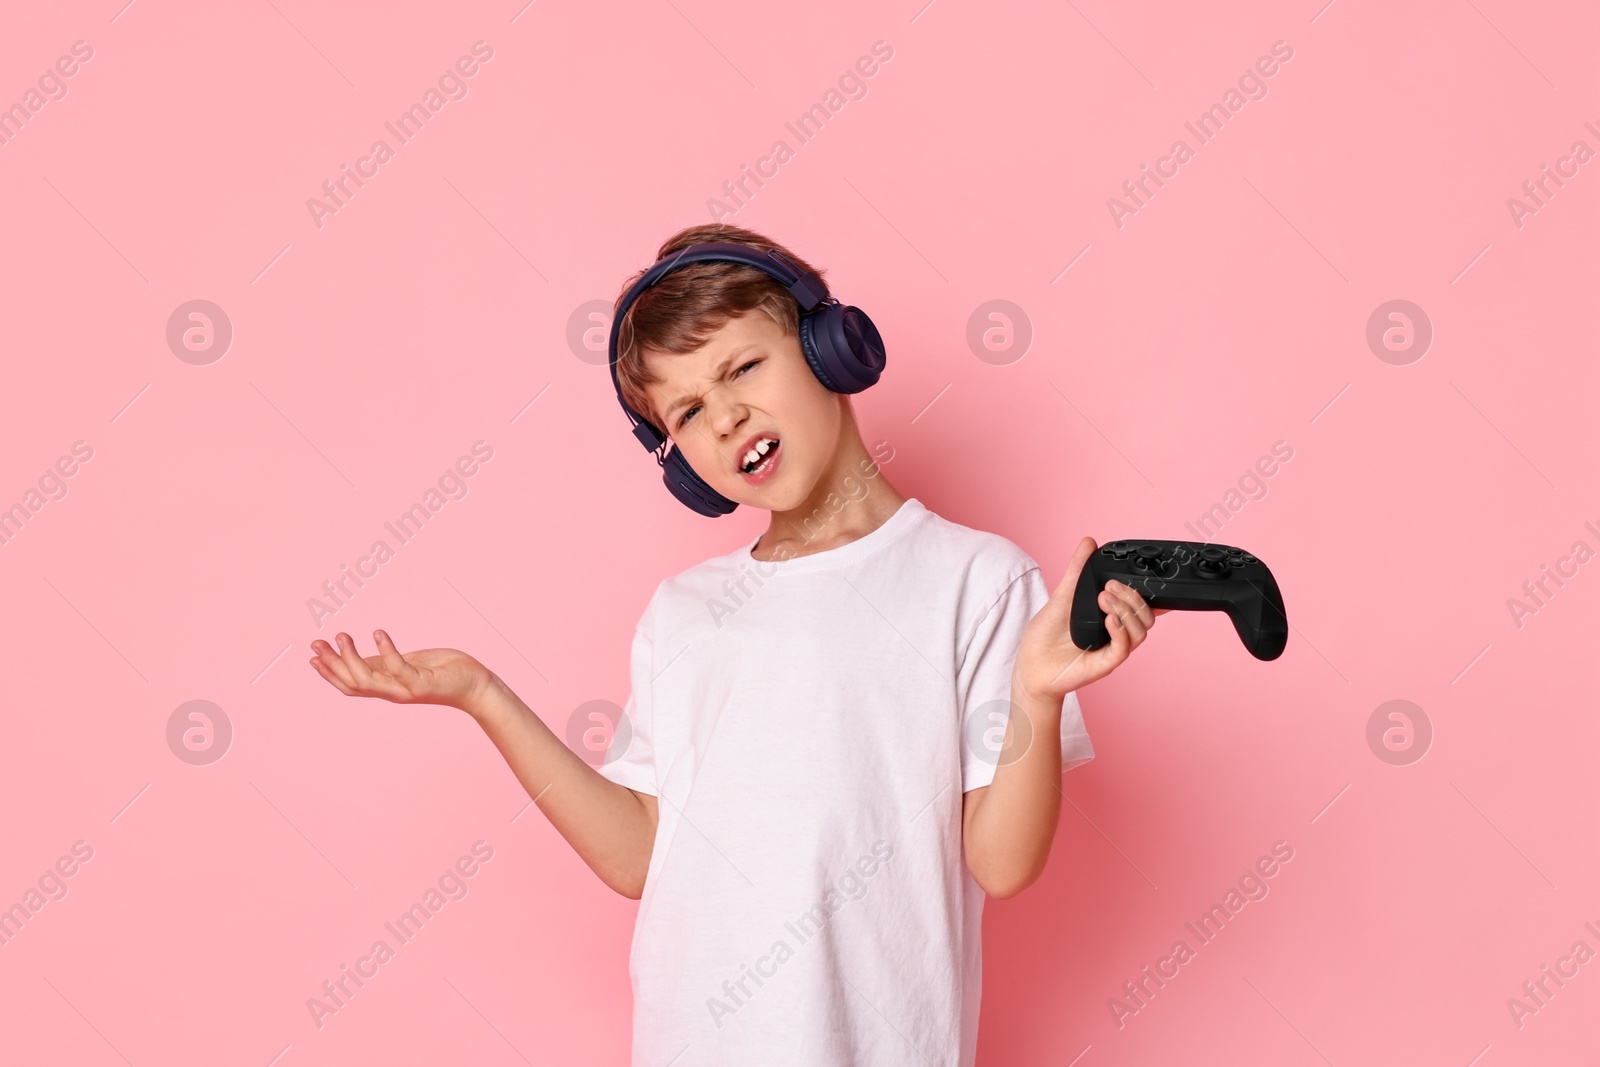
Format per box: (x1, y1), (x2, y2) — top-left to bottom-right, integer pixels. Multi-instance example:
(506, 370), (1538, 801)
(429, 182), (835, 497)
(1011, 669), (1068, 711)
(1010, 682), (1065, 750)
(462, 670), (514, 726)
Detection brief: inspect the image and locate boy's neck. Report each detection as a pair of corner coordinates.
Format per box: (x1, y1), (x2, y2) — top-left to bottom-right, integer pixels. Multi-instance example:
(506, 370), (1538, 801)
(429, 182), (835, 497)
(751, 400), (905, 562)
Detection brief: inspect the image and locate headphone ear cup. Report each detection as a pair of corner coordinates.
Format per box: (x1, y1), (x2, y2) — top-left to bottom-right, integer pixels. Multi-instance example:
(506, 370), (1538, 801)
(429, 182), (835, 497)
(662, 444), (739, 517)
(800, 303), (886, 394)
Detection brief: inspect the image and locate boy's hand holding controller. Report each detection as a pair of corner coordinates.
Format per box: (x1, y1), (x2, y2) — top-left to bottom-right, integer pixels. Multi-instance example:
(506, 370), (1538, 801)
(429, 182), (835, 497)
(309, 631), (658, 898)
(1014, 535), (1170, 702)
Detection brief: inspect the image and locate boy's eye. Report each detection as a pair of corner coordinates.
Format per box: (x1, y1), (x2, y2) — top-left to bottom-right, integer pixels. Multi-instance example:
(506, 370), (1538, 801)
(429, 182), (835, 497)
(678, 360), (760, 427)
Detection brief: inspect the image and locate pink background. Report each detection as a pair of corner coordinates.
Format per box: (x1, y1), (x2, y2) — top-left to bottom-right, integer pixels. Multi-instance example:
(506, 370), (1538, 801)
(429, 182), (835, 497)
(1, 0), (1596, 1063)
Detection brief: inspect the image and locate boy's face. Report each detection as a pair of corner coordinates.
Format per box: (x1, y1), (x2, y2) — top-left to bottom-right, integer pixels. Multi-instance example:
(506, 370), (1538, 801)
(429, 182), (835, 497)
(642, 309), (843, 510)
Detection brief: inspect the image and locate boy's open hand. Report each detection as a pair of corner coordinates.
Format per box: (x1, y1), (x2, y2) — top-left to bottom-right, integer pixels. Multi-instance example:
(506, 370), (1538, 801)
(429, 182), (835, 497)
(309, 630), (492, 713)
(1014, 536), (1168, 703)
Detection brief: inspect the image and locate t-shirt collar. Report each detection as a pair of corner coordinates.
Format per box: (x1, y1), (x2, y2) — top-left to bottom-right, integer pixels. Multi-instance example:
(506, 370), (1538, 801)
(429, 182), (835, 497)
(738, 497), (926, 576)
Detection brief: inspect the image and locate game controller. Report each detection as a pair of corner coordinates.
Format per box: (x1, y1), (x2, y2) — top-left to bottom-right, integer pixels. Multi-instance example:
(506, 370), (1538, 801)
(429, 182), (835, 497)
(1070, 540), (1288, 661)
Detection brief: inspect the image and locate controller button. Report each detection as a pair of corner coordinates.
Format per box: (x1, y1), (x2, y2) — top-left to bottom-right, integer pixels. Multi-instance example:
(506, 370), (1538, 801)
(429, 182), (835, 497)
(1228, 557), (1245, 568)
(1242, 554), (1258, 564)
(1197, 557), (1228, 577)
(1110, 545), (1132, 559)
(1136, 544), (1161, 559)
(1200, 546), (1226, 563)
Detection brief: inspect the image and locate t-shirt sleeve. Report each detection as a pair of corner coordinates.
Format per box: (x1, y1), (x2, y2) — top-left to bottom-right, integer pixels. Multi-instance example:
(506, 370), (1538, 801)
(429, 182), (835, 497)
(595, 594), (658, 797)
(958, 565), (1095, 793)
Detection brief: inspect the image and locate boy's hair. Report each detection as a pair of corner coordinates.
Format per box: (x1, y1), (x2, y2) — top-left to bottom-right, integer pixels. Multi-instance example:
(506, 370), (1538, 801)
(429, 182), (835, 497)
(612, 223), (828, 435)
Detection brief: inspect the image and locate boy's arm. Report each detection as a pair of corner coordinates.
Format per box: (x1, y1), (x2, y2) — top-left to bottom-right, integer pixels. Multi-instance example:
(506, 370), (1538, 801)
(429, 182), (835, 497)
(960, 684), (1064, 899)
(469, 674), (658, 899)
(963, 537), (1159, 898)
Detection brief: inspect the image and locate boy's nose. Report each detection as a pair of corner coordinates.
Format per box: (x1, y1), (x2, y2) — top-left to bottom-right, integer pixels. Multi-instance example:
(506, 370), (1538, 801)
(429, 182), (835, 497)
(706, 390), (748, 433)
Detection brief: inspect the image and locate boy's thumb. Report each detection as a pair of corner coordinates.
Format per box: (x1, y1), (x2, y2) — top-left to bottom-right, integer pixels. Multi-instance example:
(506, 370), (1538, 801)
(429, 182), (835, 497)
(1049, 536), (1098, 605)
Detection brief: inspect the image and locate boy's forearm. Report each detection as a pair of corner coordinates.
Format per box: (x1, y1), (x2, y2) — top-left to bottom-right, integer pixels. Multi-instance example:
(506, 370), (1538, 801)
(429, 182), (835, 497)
(963, 677), (1065, 898)
(467, 674), (657, 897)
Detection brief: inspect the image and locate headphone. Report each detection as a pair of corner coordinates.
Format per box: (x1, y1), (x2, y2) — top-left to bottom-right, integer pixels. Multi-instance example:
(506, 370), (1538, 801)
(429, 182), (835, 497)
(607, 241), (887, 516)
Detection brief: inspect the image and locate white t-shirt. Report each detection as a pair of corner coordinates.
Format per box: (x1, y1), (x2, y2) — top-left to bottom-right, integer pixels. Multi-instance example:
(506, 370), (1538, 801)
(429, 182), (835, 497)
(598, 496), (1094, 1066)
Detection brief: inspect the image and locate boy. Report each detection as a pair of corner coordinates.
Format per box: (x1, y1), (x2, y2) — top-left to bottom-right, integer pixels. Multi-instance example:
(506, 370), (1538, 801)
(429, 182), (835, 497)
(308, 224), (1162, 1065)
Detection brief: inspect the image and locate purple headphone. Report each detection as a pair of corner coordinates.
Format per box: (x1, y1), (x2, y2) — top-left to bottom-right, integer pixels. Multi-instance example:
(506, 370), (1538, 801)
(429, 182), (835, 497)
(607, 241), (887, 516)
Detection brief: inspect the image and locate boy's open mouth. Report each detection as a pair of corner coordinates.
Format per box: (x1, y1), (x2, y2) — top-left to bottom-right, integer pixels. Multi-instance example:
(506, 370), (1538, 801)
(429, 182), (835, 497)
(738, 436), (780, 477)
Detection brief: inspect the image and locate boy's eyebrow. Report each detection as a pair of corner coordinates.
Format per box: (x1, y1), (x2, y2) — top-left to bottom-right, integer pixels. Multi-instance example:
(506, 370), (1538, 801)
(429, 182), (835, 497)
(660, 343), (760, 422)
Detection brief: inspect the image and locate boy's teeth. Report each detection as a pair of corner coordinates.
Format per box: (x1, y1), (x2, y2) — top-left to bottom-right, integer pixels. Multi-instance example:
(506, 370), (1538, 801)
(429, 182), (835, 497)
(741, 437), (777, 472)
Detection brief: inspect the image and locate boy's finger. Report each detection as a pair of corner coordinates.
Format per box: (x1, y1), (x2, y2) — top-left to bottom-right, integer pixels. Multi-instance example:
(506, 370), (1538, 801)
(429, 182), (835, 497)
(1107, 582), (1155, 630)
(1092, 600), (1129, 674)
(312, 640), (356, 689)
(1103, 591), (1147, 645)
(1104, 595), (1130, 648)
(310, 656), (356, 696)
(333, 633), (377, 688)
(373, 629), (411, 677)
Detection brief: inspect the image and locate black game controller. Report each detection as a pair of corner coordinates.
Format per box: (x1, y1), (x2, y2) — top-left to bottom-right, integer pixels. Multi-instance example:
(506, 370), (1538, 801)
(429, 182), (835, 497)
(1070, 540), (1288, 660)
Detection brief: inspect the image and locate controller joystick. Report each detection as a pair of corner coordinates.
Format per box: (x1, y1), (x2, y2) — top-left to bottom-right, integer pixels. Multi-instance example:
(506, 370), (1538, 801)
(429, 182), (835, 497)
(1196, 546), (1229, 578)
(1070, 539), (1288, 660)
